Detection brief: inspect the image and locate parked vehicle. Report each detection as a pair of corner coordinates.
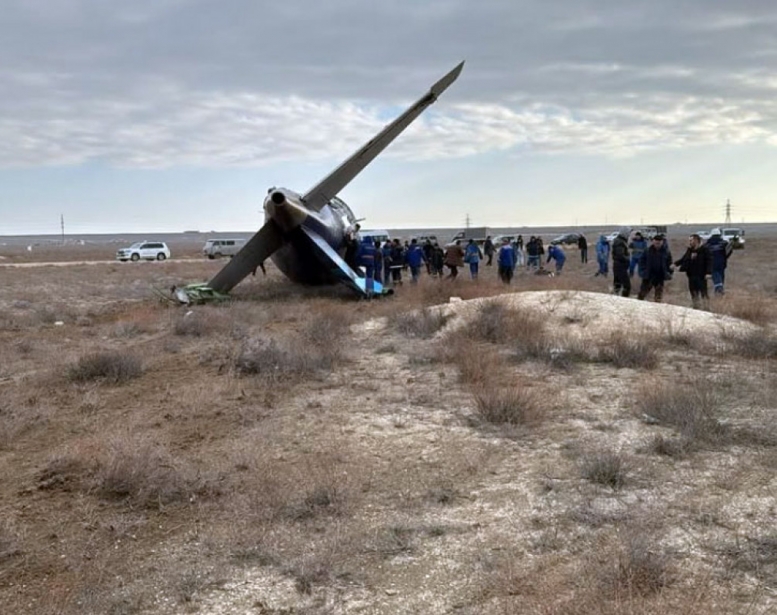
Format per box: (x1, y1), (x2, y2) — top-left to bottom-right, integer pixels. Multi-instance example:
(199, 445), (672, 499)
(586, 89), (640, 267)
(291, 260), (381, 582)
(450, 227), (491, 244)
(202, 238), (246, 259)
(116, 241), (171, 262)
(721, 227), (745, 249)
(491, 234), (516, 246)
(550, 233), (581, 246)
(360, 229), (391, 244)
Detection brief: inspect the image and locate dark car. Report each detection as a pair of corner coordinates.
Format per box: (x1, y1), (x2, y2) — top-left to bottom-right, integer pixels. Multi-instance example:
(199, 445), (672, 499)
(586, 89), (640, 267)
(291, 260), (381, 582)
(549, 233), (581, 246)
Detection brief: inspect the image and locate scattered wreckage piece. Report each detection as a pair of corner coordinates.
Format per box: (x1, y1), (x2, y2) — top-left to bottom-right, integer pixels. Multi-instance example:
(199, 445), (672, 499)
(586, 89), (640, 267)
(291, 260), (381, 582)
(154, 283), (232, 305)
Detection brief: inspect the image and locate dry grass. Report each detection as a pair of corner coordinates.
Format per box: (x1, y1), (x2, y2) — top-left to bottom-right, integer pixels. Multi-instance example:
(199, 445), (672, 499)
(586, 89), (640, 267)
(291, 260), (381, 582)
(389, 307), (450, 339)
(66, 351), (143, 384)
(2, 233), (777, 614)
(579, 450), (628, 488)
(471, 385), (546, 427)
(635, 379), (728, 447)
(594, 332), (659, 369)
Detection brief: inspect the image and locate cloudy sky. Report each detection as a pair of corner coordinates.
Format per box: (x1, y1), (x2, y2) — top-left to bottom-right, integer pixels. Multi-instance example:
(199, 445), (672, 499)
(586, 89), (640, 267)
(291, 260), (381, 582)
(2, 0), (776, 234)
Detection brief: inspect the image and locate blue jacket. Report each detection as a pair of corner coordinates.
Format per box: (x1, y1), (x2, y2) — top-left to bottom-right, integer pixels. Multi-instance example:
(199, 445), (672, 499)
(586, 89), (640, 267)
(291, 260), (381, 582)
(381, 244), (393, 265)
(465, 243), (482, 263)
(596, 236), (610, 261)
(546, 245), (566, 265)
(406, 244), (425, 268)
(358, 238), (376, 268)
(498, 244), (516, 268)
(629, 238), (647, 259)
(705, 236), (730, 271)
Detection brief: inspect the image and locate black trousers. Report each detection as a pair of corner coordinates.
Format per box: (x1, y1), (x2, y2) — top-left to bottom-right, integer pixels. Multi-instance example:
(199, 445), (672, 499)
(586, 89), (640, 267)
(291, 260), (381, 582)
(688, 276), (708, 307)
(613, 262), (631, 297)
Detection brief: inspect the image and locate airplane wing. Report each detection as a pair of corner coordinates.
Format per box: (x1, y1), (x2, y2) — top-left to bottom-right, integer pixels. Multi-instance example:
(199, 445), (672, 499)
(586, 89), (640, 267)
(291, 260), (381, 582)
(301, 61), (464, 212)
(208, 219), (284, 293)
(300, 226), (384, 297)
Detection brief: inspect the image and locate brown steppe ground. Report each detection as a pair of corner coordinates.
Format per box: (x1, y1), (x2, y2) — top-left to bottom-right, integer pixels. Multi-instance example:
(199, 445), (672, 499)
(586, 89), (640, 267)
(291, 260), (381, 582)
(1, 237), (776, 614)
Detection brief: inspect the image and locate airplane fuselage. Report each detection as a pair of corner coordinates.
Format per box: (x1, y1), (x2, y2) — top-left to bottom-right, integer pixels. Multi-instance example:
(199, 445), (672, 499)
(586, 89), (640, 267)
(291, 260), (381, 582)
(263, 188), (358, 285)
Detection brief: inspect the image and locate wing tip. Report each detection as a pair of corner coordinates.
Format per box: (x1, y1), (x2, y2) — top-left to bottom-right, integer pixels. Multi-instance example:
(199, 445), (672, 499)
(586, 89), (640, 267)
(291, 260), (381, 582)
(430, 60), (465, 97)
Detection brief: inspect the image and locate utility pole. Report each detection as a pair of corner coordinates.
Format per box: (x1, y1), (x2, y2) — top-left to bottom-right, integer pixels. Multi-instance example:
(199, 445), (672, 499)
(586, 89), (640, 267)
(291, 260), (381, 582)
(61, 214), (65, 244)
(724, 199), (732, 225)
(464, 213), (471, 229)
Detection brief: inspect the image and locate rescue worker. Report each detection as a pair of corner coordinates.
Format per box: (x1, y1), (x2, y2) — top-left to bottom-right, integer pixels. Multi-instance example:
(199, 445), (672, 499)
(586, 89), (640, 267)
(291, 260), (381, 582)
(546, 244), (566, 274)
(628, 232), (647, 278)
(497, 237), (516, 283)
(705, 228), (733, 295)
(405, 238), (425, 283)
(358, 235), (376, 296)
(595, 235), (610, 277)
(464, 239), (483, 279)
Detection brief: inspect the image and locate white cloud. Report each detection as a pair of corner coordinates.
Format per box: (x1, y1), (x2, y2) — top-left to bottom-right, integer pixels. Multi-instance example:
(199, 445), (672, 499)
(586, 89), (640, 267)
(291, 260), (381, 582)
(2, 0), (777, 169)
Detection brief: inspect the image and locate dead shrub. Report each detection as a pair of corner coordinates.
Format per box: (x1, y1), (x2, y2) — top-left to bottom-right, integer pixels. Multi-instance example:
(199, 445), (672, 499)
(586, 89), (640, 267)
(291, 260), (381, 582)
(714, 294), (774, 326)
(0, 518), (23, 562)
(604, 532), (672, 596)
(594, 332), (658, 369)
(472, 386), (545, 427)
(463, 301), (510, 343)
(173, 312), (214, 337)
(580, 451), (628, 489)
(299, 307), (353, 363)
(233, 335), (339, 380)
(724, 328), (777, 360)
(110, 321), (145, 338)
(368, 523), (418, 558)
(95, 438), (203, 508)
(641, 434), (690, 458)
(722, 533), (777, 586)
(36, 451), (93, 491)
(390, 308), (450, 339)
(464, 301), (546, 347)
(636, 380), (727, 446)
(67, 352), (142, 384)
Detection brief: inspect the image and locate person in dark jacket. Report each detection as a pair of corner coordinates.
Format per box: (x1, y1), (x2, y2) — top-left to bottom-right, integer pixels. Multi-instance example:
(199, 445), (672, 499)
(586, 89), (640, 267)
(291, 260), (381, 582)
(431, 243), (445, 277)
(578, 234), (588, 263)
(390, 238), (404, 285)
(373, 240), (383, 285)
(422, 239), (434, 274)
(497, 238), (516, 283)
(381, 241), (393, 285)
(444, 240), (465, 279)
(526, 236), (540, 270)
(637, 234), (673, 302)
(483, 236), (495, 266)
(611, 228), (631, 297)
(674, 234), (711, 309)
(705, 228), (732, 295)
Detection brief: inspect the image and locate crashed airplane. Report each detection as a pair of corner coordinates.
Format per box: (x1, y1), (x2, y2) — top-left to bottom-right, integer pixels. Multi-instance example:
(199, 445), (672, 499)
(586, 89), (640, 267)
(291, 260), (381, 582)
(200, 61), (464, 299)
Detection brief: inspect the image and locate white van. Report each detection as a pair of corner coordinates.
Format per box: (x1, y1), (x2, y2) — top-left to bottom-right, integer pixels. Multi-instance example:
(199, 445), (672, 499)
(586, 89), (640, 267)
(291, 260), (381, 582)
(359, 229), (390, 245)
(202, 238), (245, 259)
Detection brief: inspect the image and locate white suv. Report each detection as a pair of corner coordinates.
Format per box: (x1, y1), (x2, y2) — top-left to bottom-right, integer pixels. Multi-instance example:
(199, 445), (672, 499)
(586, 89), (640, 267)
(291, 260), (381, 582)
(116, 241), (171, 262)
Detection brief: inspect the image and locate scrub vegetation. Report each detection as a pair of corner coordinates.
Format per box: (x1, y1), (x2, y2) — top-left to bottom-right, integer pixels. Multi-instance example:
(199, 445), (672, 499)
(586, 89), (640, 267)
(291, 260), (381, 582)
(0, 233), (775, 614)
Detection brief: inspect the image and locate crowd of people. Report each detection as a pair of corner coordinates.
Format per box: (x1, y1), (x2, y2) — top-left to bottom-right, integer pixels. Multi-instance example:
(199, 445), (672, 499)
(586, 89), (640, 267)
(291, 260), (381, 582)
(347, 226), (735, 309)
